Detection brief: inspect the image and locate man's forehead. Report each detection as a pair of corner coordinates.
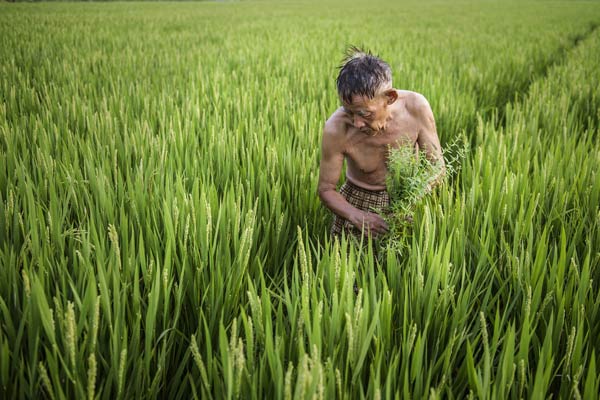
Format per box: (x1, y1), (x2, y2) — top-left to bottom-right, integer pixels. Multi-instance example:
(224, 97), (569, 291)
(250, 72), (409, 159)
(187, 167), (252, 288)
(343, 95), (378, 110)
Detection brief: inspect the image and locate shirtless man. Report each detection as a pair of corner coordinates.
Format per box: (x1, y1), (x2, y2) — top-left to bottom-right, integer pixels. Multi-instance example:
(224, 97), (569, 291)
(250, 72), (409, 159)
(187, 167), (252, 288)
(318, 48), (445, 239)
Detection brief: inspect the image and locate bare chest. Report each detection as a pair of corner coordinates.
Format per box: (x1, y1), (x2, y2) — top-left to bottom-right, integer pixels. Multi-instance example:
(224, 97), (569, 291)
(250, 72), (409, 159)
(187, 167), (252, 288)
(344, 123), (418, 174)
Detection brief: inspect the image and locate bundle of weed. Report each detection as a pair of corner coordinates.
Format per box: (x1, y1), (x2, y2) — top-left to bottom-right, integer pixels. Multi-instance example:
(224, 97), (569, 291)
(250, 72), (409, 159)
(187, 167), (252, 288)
(383, 138), (468, 251)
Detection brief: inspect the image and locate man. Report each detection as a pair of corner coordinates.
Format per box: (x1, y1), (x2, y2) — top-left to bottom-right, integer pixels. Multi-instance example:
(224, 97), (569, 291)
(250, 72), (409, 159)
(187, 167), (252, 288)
(318, 47), (445, 239)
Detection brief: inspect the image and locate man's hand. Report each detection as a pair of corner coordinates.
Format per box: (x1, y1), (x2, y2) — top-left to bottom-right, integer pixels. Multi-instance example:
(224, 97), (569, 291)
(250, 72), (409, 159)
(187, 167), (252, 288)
(350, 210), (389, 236)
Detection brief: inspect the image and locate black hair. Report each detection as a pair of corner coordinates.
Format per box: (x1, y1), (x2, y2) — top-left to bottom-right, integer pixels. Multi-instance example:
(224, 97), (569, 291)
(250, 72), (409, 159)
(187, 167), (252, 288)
(336, 46), (392, 104)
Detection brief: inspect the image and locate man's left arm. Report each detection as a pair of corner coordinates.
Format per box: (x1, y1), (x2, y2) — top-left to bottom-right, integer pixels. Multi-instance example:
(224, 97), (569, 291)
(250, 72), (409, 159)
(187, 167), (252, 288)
(414, 95), (446, 192)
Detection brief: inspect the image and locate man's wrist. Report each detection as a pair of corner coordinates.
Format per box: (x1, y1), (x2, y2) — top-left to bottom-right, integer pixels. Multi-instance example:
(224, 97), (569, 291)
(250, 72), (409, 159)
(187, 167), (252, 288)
(348, 209), (364, 227)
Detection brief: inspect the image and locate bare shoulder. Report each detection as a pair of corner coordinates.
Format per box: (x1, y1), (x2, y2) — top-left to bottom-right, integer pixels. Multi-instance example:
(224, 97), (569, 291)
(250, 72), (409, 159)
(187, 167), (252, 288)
(402, 91), (442, 163)
(400, 90), (432, 117)
(322, 107), (350, 144)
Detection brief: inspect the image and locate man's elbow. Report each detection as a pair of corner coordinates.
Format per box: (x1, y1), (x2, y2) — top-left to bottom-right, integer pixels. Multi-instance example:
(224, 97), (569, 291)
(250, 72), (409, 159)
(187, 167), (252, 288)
(317, 188), (327, 202)
(317, 186), (326, 201)
(317, 185), (334, 202)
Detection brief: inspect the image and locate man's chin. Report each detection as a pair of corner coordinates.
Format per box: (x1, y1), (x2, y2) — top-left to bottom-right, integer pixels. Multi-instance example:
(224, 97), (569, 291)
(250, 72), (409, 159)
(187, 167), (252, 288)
(361, 127), (381, 135)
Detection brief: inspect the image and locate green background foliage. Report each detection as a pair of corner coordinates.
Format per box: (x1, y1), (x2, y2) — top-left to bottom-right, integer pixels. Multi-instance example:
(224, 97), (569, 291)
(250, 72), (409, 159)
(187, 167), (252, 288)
(1, 1), (599, 398)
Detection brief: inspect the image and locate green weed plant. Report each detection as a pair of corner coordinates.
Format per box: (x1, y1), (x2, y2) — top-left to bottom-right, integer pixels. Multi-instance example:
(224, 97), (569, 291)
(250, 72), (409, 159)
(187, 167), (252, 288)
(383, 137), (468, 255)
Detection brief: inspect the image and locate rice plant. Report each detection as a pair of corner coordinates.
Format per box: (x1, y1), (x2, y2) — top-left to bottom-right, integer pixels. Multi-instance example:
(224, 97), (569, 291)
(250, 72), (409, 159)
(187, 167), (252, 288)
(0, 0), (599, 398)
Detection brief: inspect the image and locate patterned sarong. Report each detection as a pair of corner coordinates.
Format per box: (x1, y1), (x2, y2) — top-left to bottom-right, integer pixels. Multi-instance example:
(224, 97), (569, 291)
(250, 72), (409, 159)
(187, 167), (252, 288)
(331, 180), (390, 239)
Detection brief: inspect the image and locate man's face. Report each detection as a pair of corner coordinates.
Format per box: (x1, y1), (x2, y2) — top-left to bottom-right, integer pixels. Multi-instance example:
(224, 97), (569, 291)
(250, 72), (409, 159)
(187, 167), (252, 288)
(342, 93), (390, 134)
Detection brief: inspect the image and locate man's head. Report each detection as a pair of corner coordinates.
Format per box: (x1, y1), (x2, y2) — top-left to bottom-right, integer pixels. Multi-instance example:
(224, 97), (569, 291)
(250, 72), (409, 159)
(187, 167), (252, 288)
(336, 46), (398, 133)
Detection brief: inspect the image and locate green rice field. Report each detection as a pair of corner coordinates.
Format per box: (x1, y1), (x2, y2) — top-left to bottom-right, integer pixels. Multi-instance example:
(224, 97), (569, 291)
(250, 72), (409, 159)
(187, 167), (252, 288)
(1, 0), (600, 398)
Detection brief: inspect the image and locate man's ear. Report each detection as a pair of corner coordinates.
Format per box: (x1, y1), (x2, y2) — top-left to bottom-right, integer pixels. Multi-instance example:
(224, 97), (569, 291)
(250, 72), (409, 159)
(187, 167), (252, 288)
(384, 89), (398, 105)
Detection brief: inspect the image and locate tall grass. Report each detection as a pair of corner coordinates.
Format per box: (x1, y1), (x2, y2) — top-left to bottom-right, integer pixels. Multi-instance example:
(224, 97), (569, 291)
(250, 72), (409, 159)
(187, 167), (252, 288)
(0, 0), (599, 398)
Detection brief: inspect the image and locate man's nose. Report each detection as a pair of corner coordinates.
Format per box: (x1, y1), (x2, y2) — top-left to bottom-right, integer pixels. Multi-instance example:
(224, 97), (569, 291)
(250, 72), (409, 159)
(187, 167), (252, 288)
(353, 115), (365, 128)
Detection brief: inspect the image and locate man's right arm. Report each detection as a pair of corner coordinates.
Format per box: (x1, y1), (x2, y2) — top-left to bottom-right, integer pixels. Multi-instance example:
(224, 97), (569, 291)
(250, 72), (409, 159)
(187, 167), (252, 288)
(317, 122), (388, 235)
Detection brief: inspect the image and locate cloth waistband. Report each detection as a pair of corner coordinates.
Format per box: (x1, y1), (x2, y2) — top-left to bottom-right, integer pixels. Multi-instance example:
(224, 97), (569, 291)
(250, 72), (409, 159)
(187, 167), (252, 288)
(344, 179), (388, 194)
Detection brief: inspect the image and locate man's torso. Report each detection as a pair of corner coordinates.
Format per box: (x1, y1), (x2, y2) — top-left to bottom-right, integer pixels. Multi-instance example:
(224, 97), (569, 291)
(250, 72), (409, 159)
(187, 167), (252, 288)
(327, 90), (422, 191)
